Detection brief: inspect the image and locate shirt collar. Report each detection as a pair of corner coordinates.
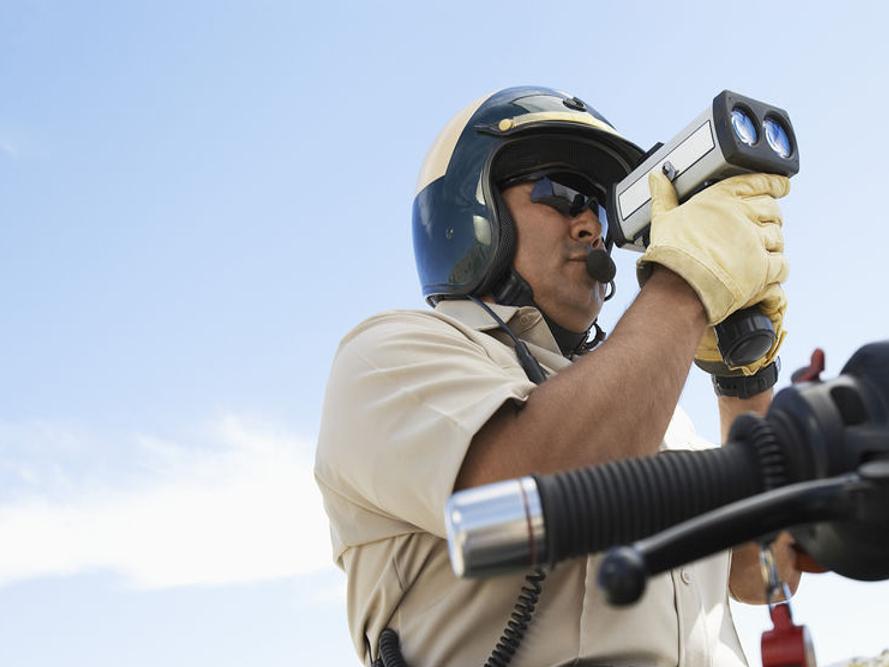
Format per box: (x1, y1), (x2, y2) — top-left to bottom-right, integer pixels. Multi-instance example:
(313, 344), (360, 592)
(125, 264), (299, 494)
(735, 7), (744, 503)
(434, 299), (519, 331)
(433, 299), (563, 358)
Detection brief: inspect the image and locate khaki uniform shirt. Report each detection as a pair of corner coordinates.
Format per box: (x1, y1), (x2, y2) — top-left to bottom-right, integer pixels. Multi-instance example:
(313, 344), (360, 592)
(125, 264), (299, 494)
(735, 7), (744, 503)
(315, 300), (748, 667)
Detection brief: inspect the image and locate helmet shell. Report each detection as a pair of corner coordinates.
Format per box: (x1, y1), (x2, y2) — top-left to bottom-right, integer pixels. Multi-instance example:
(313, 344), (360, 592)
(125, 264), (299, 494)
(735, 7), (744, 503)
(412, 86), (644, 303)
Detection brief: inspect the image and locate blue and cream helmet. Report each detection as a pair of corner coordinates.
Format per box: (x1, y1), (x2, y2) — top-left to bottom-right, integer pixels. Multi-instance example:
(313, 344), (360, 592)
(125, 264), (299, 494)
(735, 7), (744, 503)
(413, 86), (644, 304)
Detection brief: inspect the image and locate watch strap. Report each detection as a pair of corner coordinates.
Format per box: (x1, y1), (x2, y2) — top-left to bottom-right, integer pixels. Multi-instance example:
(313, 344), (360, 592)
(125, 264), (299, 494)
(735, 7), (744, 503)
(713, 360), (780, 399)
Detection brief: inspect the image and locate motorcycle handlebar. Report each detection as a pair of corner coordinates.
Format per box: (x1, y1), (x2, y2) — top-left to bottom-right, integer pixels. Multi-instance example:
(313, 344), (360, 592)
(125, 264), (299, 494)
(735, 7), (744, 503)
(445, 342), (889, 596)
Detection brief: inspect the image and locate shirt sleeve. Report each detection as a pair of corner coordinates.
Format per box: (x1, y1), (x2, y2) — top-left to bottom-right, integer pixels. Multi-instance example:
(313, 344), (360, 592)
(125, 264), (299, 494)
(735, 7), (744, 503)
(662, 405), (718, 452)
(315, 311), (536, 545)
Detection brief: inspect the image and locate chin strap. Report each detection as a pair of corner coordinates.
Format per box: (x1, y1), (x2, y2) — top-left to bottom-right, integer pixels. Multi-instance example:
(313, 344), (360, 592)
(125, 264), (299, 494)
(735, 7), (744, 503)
(492, 268), (603, 358)
(491, 267), (535, 307)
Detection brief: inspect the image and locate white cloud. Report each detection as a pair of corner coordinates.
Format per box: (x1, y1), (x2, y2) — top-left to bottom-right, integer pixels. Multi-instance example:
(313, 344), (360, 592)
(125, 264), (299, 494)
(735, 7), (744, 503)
(0, 416), (337, 589)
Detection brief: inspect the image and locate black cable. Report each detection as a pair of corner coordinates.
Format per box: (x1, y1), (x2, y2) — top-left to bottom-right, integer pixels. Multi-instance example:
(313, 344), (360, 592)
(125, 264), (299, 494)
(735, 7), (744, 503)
(376, 300), (550, 666)
(468, 295), (549, 664)
(468, 296), (547, 385)
(483, 568), (547, 667)
(376, 568), (547, 667)
(377, 629), (408, 667)
(376, 569), (548, 667)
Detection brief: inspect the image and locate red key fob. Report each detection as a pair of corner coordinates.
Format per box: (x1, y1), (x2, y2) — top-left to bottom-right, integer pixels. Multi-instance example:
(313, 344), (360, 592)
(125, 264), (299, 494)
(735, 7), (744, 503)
(761, 603), (817, 667)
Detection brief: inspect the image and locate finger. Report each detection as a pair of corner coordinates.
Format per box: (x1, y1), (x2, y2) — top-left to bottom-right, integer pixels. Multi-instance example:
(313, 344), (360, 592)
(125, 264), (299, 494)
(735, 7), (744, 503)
(745, 195), (784, 226)
(699, 327), (718, 347)
(695, 327), (719, 357)
(764, 253), (790, 285)
(710, 173), (791, 200)
(741, 283), (785, 316)
(759, 298), (787, 320)
(758, 223), (785, 253)
(649, 169), (679, 217)
(756, 284), (787, 316)
(695, 331), (722, 364)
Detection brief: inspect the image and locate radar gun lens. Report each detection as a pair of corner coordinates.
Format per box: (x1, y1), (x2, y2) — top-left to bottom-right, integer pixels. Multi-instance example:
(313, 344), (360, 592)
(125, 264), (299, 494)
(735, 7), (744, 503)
(764, 117), (793, 158)
(731, 108), (758, 146)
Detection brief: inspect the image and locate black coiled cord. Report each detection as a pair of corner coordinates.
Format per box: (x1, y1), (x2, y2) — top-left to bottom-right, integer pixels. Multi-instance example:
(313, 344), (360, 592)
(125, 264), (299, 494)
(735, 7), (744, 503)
(375, 629), (407, 667)
(377, 299), (553, 667)
(375, 569), (547, 667)
(484, 568), (547, 667)
(375, 417), (786, 665)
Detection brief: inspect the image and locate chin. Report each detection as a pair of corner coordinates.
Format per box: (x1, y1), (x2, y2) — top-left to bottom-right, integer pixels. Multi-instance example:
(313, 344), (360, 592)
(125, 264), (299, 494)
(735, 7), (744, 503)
(561, 307), (601, 333)
(574, 295), (604, 327)
(540, 286), (603, 332)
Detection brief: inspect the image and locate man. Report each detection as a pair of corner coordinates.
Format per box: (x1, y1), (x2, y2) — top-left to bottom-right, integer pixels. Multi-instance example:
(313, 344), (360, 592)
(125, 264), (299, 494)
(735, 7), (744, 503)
(315, 86), (800, 666)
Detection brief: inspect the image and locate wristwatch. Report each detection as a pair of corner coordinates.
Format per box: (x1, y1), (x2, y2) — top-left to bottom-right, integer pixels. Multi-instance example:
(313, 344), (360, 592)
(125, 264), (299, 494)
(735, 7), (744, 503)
(712, 360), (780, 399)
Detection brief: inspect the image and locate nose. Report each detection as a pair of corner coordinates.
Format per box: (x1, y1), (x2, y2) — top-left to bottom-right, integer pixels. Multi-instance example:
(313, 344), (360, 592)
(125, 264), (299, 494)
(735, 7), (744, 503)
(569, 208), (604, 248)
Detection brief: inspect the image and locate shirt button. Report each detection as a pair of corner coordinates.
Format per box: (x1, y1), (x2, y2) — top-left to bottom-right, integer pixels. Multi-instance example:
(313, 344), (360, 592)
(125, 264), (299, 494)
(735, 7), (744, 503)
(680, 569), (692, 584)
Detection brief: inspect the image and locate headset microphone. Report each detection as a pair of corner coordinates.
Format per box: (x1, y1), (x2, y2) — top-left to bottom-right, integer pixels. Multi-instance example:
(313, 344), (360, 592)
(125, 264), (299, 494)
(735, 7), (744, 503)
(586, 249), (616, 284)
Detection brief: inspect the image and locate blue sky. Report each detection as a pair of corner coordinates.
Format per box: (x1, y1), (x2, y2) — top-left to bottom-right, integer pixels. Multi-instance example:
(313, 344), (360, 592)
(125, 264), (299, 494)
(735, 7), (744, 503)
(2, 1), (888, 665)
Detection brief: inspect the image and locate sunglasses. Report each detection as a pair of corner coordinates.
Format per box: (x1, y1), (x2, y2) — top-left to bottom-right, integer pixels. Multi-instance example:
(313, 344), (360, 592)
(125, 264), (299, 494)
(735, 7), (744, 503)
(529, 176), (608, 240)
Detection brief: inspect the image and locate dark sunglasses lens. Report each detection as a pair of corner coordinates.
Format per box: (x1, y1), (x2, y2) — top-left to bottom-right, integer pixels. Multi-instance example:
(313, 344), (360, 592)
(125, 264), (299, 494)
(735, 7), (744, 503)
(531, 178), (572, 215)
(531, 177), (608, 238)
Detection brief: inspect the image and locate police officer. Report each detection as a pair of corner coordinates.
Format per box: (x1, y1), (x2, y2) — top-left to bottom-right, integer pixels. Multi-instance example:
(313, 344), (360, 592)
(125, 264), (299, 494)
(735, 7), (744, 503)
(315, 86), (801, 666)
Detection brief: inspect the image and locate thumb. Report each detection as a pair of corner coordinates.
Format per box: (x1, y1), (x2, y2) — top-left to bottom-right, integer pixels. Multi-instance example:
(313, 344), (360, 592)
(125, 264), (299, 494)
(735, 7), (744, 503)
(649, 169), (679, 218)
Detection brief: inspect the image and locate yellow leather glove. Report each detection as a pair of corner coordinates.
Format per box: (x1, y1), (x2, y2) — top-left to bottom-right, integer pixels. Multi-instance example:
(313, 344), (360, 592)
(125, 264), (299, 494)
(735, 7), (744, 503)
(638, 170), (790, 327)
(695, 283), (787, 375)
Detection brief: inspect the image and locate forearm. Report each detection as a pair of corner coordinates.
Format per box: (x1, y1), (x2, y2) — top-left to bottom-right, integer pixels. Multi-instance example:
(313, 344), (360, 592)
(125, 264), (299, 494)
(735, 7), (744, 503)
(718, 389), (773, 443)
(730, 530), (801, 603)
(455, 267), (707, 490)
(720, 386), (803, 602)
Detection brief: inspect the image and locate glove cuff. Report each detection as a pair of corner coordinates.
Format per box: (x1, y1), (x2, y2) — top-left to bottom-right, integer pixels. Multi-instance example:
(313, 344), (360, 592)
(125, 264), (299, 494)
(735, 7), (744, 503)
(712, 360), (780, 399)
(638, 247), (735, 325)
